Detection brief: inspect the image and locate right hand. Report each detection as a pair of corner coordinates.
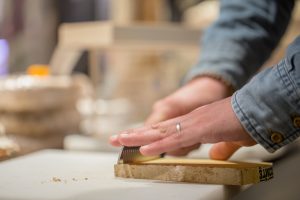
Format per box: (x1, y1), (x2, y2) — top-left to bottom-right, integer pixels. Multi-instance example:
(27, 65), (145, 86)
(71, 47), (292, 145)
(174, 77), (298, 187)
(145, 76), (232, 156)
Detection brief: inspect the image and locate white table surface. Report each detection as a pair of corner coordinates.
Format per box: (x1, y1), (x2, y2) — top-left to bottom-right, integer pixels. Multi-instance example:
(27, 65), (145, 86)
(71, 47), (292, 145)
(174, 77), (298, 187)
(0, 150), (237, 200)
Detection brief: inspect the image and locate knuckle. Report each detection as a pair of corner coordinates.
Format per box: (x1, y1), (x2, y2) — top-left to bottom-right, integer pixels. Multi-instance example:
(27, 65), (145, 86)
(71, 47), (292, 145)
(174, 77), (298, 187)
(158, 130), (166, 140)
(151, 123), (161, 129)
(159, 125), (168, 135)
(152, 124), (168, 137)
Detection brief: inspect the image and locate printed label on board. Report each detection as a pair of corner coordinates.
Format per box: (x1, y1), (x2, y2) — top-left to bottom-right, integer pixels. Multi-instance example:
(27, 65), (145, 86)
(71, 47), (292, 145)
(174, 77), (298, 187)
(259, 167), (273, 182)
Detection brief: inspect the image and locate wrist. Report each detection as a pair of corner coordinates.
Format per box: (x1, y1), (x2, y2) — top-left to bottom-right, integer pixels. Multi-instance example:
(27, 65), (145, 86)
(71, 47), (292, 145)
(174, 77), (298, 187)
(163, 76), (232, 113)
(187, 75), (233, 99)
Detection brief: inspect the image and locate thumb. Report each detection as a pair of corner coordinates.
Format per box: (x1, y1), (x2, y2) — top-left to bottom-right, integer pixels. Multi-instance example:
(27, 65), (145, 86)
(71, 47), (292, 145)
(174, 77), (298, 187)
(209, 142), (241, 160)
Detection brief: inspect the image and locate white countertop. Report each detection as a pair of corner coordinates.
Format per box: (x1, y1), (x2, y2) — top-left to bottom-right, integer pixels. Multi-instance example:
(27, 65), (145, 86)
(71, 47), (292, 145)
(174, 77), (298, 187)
(0, 150), (234, 200)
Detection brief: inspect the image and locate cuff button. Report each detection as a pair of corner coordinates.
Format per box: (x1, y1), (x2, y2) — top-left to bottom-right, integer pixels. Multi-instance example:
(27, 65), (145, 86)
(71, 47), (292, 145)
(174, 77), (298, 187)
(293, 117), (300, 128)
(271, 132), (283, 144)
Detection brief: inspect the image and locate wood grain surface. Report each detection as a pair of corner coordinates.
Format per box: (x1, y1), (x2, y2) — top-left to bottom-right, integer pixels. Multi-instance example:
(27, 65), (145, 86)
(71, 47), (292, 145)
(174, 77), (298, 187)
(115, 158), (273, 185)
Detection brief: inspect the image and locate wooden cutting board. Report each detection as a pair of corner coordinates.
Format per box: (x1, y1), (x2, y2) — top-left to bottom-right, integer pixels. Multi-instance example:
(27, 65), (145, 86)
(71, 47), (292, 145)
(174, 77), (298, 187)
(114, 158), (273, 185)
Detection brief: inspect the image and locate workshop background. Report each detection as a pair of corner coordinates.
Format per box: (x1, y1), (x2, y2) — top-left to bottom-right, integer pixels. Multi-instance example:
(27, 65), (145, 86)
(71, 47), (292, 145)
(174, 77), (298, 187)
(0, 0), (221, 154)
(1, 1), (300, 199)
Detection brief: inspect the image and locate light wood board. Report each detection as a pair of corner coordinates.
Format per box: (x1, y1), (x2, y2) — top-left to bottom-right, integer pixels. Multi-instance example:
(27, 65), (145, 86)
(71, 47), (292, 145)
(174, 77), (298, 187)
(114, 158), (273, 185)
(57, 21), (201, 50)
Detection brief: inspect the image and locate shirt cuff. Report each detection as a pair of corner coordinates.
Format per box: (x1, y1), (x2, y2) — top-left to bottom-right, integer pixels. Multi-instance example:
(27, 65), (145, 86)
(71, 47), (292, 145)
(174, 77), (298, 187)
(231, 59), (300, 152)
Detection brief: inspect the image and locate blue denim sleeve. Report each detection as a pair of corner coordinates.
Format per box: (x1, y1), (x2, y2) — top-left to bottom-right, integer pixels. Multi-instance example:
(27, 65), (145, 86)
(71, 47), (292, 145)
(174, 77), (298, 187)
(232, 37), (300, 152)
(185, 0), (294, 90)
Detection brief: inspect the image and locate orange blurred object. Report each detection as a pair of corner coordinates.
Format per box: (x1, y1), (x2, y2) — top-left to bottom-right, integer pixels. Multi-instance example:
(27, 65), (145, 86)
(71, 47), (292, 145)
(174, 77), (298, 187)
(27, 65), (50, 76)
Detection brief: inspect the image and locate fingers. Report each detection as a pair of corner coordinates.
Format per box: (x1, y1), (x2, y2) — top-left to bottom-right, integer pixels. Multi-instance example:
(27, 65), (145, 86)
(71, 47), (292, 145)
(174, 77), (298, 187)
(166, 143), (201, 156)
(117, 127), (170, 147)
(139, 136), (181, 156)
(109, 116), (184, 147)
(109, 127), (149, 146)
(109, 135), (122, 147)
(111, 124), (201, 156)
(209, 142), (242, 160)
(109, 129), (136, 147)
(139, 122), (195, 156)
(110, 97), (257, 157)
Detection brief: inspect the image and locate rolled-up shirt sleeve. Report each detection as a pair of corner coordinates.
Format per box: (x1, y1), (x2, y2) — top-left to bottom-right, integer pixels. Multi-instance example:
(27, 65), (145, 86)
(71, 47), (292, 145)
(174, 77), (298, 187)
(185, 0), (294, 90)
(232, 37), (300, 152)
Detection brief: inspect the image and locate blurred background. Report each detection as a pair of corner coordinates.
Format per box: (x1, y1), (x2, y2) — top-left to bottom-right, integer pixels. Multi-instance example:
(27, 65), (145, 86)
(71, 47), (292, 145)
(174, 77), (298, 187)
(0, 0), (300, 158)
(0, 0), (211, 156)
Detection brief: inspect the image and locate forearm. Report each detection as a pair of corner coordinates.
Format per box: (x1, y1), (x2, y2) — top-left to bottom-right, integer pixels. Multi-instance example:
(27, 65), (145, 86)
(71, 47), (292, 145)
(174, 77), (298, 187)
(186, 0), (294, 90)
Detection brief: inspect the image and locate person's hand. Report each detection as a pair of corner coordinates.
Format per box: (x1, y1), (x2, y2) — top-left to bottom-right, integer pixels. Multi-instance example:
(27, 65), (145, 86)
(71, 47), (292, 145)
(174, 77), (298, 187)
(144, 76), (232, 156)
(110, 97), (257, 160)
(146, 76), (232, 124)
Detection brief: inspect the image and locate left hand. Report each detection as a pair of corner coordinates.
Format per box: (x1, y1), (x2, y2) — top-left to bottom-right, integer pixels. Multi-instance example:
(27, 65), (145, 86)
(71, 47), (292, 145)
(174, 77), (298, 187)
(110, 97), (256, 160)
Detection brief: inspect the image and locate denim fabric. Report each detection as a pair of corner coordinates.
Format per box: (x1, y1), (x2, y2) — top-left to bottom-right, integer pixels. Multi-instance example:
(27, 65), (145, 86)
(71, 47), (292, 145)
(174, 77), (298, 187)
(232, 56), (300, 152)
(185, 0), (300, 152)
(185, 0), (294, 89)
(232, 37), (300, 152)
